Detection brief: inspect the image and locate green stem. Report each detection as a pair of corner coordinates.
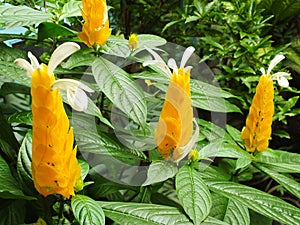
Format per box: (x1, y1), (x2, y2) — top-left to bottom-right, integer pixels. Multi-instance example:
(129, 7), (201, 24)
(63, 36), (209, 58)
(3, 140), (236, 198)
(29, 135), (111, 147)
(57, 197), (65, 224)
(0, 33), (37, 41)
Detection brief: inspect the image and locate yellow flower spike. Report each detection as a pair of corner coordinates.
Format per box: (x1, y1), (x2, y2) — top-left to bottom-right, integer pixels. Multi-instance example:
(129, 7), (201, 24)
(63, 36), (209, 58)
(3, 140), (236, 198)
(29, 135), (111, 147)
(241, 54), (290, 152)
(78, 0), (111, 47)
(144, 46), (199, 162)
(128, 33), (138, 50)
(14, 42), (92, 198)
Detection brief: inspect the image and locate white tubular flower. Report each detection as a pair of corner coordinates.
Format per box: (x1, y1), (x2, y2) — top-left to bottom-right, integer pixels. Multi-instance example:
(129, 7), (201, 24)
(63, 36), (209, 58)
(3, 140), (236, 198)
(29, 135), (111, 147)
(260, 54), (291, 87)
(14, 42), (94, 111)
(48, 42), (81, 75)
(143, 46), (172, 77)
(51, 79), (94, 112)
(143, 46), (195, 76)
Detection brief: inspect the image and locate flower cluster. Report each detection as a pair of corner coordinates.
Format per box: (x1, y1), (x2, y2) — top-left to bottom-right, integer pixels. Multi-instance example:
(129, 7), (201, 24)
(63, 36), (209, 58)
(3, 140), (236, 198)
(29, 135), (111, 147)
(241, 55), (290, 152)
(144, 47), (199, 162)
(15, 42), (93, 198)
(78, 0), (111, 47)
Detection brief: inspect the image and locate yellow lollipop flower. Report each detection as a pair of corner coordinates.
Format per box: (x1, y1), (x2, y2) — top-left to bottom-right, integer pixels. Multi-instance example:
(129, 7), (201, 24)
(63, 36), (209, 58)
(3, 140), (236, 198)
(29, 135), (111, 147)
(78, 0), (111, 47)
(15, 42), (93, 198)
(241, 55), (290, 152)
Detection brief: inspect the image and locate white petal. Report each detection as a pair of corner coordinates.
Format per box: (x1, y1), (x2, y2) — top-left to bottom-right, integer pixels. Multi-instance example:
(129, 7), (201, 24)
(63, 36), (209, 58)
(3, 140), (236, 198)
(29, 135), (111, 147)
(260, 67), (266, 75)
(14, 58), (34, 76)
(67, 88), (88, 111)
(52, 79), (94, 92)
(143, 60), (172, 77)
(144, 46), (166, 65)
(48, 42), (80, 74)
(28, 52), (40, 69)
(52, 79), (93, 111)
(277, 76), (289, 87)
(167, 58), (178, 71)
(184, 66), (193, 72)
(173, 119), (199, 163)
(143, 60), (162, 67)
(180, 46), (195, 69)
(267, 54), (285, 75)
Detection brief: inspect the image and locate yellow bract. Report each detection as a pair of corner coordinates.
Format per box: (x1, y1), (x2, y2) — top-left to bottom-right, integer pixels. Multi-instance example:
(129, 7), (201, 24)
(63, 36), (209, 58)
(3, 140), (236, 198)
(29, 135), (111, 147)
(78, 0), (111, 47)
(31, 64), (81, 198)
(241, 74), (274, 152)
(155, 68), (193, 159)
(128, 33), (138, 50)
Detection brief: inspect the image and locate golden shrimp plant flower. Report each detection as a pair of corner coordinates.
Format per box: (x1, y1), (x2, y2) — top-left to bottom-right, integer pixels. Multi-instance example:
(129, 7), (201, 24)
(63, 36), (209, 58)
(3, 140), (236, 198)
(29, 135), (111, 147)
(78, 0), (111, 47)
(144, 46), (199, 162)
(241, 55), (290, 152)
(14, 42), (93, 198)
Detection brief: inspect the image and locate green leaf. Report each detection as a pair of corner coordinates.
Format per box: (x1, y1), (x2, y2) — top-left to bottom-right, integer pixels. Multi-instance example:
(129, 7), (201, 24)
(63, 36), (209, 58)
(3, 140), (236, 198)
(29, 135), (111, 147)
(255, 149), (300, 173)
(0, 44), (30, 86)
(75, 128), (146, 161)
(197, 119), (230, 141)
(206, 180), (300, 225)
(17, 131), (37, 196)
(88, 174), (135, 200)
(0, 82), (30, 95)
(200, 37), (224, 50)
(282, 96), (299, 111)
(92, 57), (147, 127)
(0, 61), (31, 86)
(7, 111), (32, 125)
(192, 95), (242, 113)
(255, 164), (300, 199)
(195, 163), (231, 181)
(201, 216), (229, 225)
(0, 43), (26, 62)
(99, 201), (193, 225)
(162, 19), (185, 33)
(0, 154), (34, 200)
(82, 98), (113, 128)
(226, 124), (243, 143)
(0, 107), (19, 159)
(210, 193), (250, 225)
(272, 130), (290, 139)
(0, 200), (26, 225)
(260, 0), (300, 22)
(176, 166), (212, 224)
(191, 80), (242, 113)
(37, 22), (77, 41)
(143, 160), (178, 186)
(199, 139), (252, 160)
(71, 195), (105, 225)
(78, 160), (89, 180)
(101, 36), (131, 58)
(235, 158), (252, 170)
(0, 5), (52, 29)
(135, 34), (167, 49)
(59, 0), (82, 20)
(191, 80), (235, 99)
(249, 210), (272, 225)
(62, 49), (96, 69)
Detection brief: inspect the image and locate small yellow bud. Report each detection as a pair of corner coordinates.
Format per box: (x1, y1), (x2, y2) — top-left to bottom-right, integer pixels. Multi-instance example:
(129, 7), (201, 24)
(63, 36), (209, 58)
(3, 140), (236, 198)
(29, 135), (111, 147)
(188, 149), (199, 161)
(128, 34), (138, 50)
(74, 177), (84, 192)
